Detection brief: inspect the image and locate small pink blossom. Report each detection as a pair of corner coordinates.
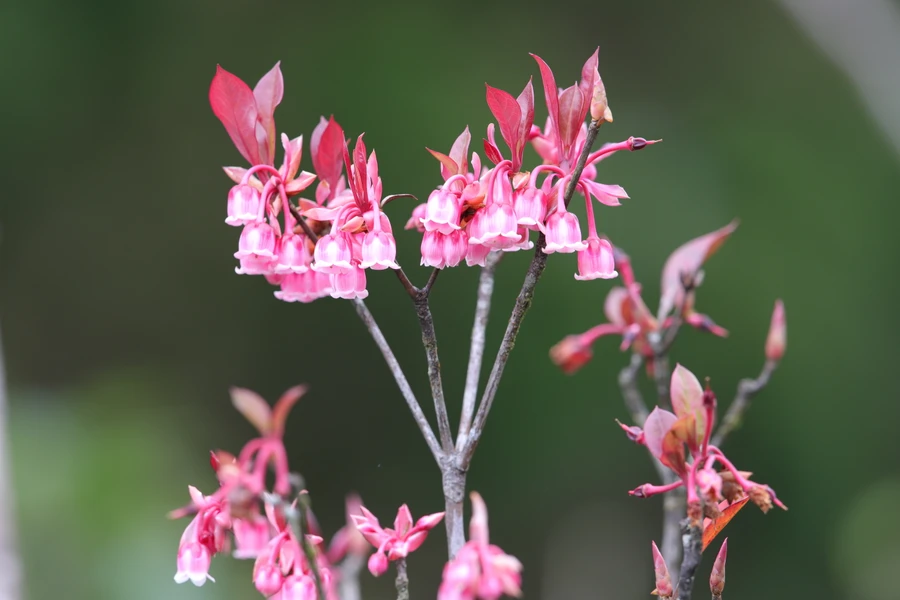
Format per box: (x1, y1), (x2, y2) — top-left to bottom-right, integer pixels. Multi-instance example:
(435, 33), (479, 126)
(312, 232), (354, 275)
(227, 184), (263, 226)
(421, 188), (463, 234)
(466, 242), (492, 267)
(275, 233), (312, 275)
(575, 237), (617, 280)
(406, 203), (428, 232)
(360, 230), (400, 270)
(438, 493), (522, 600)
(235, 221), (278, 274)
(330, 265), (368, 300)
(175, 541), (214, 586)
(233, 514), (272, 559)
(468, 202), (519, 249)
(512, 187), (547, 229)
(352, 504), (444, 575)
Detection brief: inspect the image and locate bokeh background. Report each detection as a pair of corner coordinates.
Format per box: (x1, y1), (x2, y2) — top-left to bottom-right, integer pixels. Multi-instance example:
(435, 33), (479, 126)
(2, 0), (899, 598)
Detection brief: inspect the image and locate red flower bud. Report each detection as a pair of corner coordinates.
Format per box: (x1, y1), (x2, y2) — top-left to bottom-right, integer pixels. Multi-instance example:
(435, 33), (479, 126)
(765, 299), (786, 361)
(710, 538), (728, 596)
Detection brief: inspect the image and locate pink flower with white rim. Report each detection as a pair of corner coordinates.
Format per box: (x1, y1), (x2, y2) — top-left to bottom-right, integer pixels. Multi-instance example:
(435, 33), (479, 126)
(235, 221), (278, 274)
(312, 231), (354, 275)
(232, 514), (272, 559)
(275, 233), (312, 275)
(352, 504), (444, 576)
(421, 186), (463, 234)
(575, 237), (617, 280)
(438, 492), (522, 600)
(226, 184), (263, 226)
(330, 265), (368, 300)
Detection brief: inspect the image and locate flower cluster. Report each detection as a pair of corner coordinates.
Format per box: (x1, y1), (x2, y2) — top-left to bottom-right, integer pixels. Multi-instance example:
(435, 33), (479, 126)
(438, 493), (523, 600)
(406, 51), (655, 278)
(170, 386), (370, 599)
(550, 222), (738, 373)
(351, 503), (444, 576)
(621, 364), (787, 523)
(212, 64), (401, 303)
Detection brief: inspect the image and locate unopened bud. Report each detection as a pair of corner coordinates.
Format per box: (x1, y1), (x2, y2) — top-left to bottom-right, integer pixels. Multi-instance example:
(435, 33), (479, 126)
(616, 419), (644, 443)
(710, 538), (728, 596)
(590, 68), (613, 123)
(367, 551), (389, 577)
(765, 299), (786, 361)
(550, 335), (593, 374)
(650, 541), (674, 598)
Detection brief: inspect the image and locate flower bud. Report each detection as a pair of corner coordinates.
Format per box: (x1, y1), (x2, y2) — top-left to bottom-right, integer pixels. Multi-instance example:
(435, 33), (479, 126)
(549, 335), (593, 374)
(650, 541), (673, 598)
(590, 68), (613, 124)
(765, 299), (786, 361)
(710, 538), (728, 597)
(367, 551), (389, 577)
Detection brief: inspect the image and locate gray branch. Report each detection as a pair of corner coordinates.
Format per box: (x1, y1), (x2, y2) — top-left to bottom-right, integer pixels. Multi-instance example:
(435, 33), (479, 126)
(456, 252), (500, 452)
(394, 557), (409, 600)
(413, 293), (454, 452)
(351, 299), (443, 462)
(676, 523), (703, 600)
(710, 359), (778, 448)
(0, 322), (21, 600)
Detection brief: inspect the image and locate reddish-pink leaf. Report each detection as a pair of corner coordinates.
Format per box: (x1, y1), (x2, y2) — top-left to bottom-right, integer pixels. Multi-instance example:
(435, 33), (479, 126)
(558, 84), (585, 156)
(578, 49), (599, 119)
(670, 364), (707, 444)
(659, 220), (739, 319)
(603, 286), (630, 326)
(660, 424), (688, 475)
(448, 126), (471, 175)
(272, 384), (307, 438)
(643, 406), (677, 460)
(230, 387), (272, 436)
(253, 62), (284, 165)
(482, 138), (503, 165)
(281, 133), (303, 182)
(485, 84), (522, 161)
(352, 134), (369, 207)
(531, 53), (561, 152)
(426, 147), (459, 177)
(514, 79), (535, 171)
(703, 498), (749, 551)
(311, 116), (345, 193)
(209, 65), (261, 165)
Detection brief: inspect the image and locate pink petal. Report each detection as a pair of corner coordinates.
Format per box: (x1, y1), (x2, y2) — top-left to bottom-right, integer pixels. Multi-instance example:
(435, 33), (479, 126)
(449, 126), (471, 175)
(393, 504), (413, 535)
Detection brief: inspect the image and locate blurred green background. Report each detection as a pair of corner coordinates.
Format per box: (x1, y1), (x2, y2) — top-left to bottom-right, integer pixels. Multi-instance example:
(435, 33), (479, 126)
(2, 0), (899, 598)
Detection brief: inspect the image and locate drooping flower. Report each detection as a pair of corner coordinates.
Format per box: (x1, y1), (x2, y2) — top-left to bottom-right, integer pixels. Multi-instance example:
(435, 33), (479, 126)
(438, 493), (522, 600)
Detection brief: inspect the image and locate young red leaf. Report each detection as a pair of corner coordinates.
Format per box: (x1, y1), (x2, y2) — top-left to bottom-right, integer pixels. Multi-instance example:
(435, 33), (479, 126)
(253, 62), (284, 165)
(482, 138), (503, 165)
(485, 84), (522, 163)
(311, 116), (345, 193)
(660, 417), (691, 475)
(426, 147), (459, 178)
(281, 133), (304, 182)
(658, 220), (739, 319)
(230, 387), (273, 436)
(557, 84), (585, 157)
(448, 126), (471, 175)
(352, 134), (369, 208)
(514, 79), (535, 170)
(531, 53), (561, 152)
(578, 49), (599, 115)
(643, 406), (678, 460)
(272, 384), (308, 438)
(209, 65), (261, 165)
(702, 497), (749, 551)
(670, 364), (707, 444)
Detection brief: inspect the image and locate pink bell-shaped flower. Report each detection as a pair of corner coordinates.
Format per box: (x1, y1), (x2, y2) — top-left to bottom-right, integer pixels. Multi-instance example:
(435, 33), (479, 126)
(253, 562), (284, 596)
(405, 203), (428, 232)
(274, 272), (311, 303)
(174, 542), (214, 586)
(280, 574), (317, 600)
(226, 184), (262, 226)
(501, 227), (534, 253)
(443, 230), (468, 268)
(575, 237), (617, 280)
(466, 241), (492, 267)
(421, 189), (463, 234)
(330, 265), (368, 299)
(275, 234), (312, 274)
(235, 221), (277, 275)
(421, 231), (448, 269)
(541, 209), (587, 254)
(468, 203), (519, 249)
(312, 232), (354, 275)
(360, 230), (400, 270)
(232, 516), (271, 560)
(512, 187), (547, 230)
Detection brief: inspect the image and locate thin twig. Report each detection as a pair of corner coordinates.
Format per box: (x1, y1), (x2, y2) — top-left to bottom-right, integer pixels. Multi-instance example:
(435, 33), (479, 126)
(288, 204), (320, 242)
(337, 554), (364, 600)
(422, 268), (441, 296)
(394, 557), (409, 600)
(351, 299), (443, 462)
(459, 119), (603, 468)
(677, 522), (703, 600)
(0, 322), (21, 600)
(413, 293), (454, 452)
(393, 268), (419, 299)
(618, 352), (649, 425)
(710, 359), (779, 448)
(456, 252), (500, 452)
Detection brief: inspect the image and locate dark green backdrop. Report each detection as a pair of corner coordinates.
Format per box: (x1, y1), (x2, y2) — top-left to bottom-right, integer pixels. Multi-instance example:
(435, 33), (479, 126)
(2, 0), (899, 598)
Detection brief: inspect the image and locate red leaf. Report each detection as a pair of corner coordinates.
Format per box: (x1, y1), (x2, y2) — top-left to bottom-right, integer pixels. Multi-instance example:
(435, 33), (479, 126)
(658, 220), (739, 319)
(352, 134), (369, 208)
(230, 387), (272, 436)
(558, 84), (585, 157)
(643, 406), (677, 460)
(272, 385), (307, 438)
(703, 497), (749, 551)
(253, 62), (284, 165)
(531, 53), (561, 152)
(670, 364), (707, 445)
(578, 49), (599, 119)
(514, 79), (535, 171)
(426, 147), (459, 177)
(281, 133), (304, 182)
(485, 84), (522, 162)
(660, 416), (692, 475)
(311, 116), (345, 193)
(482, 138), (503, 165)
(209, 65), (261, 165)
(448, 126), (471, 176)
